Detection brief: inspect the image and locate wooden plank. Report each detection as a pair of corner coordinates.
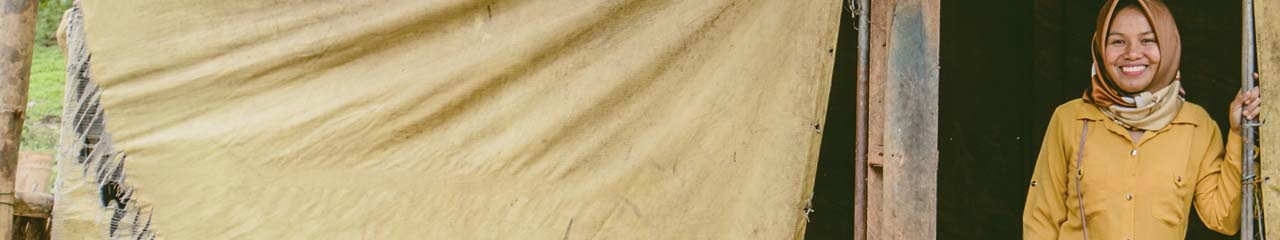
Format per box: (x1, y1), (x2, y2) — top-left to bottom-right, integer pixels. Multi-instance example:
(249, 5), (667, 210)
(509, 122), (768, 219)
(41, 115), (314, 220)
(865, 167), (883, 240)
(15, 152), (50, 219)
(864, 0), (897, 238)
(16, 152), (49, 194)
(866, 0), (893, 168)
(879, 0), (939, 238)
(13, 192), (50, 218)
(1256, 0), (1280, 238)
(0, 0), (38, 239)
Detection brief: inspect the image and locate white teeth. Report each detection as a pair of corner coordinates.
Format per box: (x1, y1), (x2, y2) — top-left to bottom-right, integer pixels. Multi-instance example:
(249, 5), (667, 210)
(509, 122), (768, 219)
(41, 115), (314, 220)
(1121, 66), (1146, 73)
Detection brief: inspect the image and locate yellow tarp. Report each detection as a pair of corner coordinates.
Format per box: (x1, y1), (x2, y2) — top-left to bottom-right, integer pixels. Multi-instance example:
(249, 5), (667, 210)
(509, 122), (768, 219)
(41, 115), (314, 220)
(55, 0), (840, 238)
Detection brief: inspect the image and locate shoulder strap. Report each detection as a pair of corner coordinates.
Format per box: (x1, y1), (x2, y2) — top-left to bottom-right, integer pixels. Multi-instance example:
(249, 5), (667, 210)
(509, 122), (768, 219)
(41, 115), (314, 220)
(1076, 120), (1090, 240)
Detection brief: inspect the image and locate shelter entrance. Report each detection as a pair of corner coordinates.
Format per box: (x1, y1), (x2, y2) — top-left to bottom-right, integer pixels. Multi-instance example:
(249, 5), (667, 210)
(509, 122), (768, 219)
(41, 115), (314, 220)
(805, 0), (1250, 239)
(937, 0), (1242, 239)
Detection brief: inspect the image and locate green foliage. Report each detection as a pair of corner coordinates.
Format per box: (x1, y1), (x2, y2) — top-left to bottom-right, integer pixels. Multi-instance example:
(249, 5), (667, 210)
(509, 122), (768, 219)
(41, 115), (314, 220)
(35, 0), (72, 47)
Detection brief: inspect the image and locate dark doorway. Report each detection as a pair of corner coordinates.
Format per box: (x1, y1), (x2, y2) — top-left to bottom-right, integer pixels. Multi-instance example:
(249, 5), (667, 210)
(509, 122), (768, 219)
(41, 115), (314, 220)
(804, 2), (861, 239)
(940, 0), (1241, 239)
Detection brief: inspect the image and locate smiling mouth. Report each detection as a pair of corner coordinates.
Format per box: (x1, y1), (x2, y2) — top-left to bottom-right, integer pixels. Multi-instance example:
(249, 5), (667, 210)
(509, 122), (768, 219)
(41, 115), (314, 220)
(1119, 65), (1147, 76)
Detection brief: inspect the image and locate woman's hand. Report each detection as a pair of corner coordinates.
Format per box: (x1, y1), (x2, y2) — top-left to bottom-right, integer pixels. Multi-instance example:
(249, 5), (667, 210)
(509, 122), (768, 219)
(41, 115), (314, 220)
(1230, 73), (1262, 134)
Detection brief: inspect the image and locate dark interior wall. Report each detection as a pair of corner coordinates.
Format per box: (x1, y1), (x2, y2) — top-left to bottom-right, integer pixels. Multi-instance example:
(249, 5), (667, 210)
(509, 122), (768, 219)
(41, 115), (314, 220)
(805, 2), (859, 239)
(938, 0), (1037, 238)
(940, 0), (1241, 239)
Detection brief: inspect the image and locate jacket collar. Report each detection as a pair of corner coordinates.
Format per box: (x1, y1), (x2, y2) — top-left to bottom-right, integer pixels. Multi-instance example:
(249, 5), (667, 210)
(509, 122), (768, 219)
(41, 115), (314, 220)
(1076, 101), (1199, 127)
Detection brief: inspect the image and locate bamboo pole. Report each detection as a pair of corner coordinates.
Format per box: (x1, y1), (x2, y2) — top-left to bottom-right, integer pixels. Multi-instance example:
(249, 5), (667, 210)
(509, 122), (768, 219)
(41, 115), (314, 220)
(0, 0), (38, 239)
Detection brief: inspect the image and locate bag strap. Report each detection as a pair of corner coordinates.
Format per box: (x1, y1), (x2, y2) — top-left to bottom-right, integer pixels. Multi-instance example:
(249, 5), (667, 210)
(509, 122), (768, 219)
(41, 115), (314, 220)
(1075, 119), (1090, 240)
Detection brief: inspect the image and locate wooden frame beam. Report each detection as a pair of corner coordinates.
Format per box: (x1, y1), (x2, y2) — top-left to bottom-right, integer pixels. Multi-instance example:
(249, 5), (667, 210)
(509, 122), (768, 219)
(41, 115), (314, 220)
(0, 0), (38, 238)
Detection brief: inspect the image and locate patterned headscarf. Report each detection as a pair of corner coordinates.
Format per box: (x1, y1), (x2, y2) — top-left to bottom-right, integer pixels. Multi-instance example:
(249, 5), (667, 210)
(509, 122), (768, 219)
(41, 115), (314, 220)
(1083, 0), (1184, 130)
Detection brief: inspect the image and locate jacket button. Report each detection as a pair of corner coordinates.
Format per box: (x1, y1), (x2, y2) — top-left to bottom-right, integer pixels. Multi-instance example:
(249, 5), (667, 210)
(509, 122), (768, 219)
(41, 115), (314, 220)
(1131, 149), (1138, 156)
(1125, 193), (1133, 200)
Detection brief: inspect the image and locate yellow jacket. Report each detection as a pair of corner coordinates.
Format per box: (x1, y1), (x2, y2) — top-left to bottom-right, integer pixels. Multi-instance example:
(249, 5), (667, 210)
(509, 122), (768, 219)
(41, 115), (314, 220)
(1023, 99), (1242, 239)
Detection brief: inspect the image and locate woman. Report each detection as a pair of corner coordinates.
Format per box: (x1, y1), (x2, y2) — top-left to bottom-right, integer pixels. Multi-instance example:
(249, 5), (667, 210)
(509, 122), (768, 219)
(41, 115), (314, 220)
(1022, 0), (1262, 239)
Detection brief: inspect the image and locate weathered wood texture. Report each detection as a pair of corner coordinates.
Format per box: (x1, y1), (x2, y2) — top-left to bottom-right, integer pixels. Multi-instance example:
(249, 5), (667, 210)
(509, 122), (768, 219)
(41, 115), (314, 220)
(863, 0), (897, 238)
(866, 0), (893, 169)
(16, 152), (48, 194)
(13, 152), (50, 240)
(14, 192), (49, 219)
(879, 0), (939, 239)
(15, 151), (50, 218)
(0, 0), (37, 239)
(1258, 0), (1280, 238)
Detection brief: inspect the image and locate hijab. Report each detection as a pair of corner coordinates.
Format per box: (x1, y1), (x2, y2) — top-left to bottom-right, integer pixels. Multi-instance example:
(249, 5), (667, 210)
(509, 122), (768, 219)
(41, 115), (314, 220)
(1083, 0), (1184, 131)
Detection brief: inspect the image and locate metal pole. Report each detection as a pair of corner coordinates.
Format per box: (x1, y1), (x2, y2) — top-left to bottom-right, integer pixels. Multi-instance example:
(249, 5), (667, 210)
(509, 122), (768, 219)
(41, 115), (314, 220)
(852, 0), (871, 239)
(1242, 0), (1258, 239)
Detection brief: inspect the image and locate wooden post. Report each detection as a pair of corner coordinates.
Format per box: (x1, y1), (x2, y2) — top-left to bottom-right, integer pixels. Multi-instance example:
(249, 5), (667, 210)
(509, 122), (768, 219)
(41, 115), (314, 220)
(1256, 0), (1280, 238)
(0, 0), (38, 239)
(879, 0), (939, 239)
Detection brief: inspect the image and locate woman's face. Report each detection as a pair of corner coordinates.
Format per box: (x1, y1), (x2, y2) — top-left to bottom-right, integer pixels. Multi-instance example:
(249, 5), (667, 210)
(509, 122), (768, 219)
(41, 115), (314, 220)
(1104, 7), (1163, 93)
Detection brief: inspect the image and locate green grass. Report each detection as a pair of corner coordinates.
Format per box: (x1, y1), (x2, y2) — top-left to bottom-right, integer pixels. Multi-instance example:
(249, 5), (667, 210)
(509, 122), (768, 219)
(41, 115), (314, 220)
(22, 0), (73, 154)
(21, 45), (65, 153)
(28, 45), (64, 120)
